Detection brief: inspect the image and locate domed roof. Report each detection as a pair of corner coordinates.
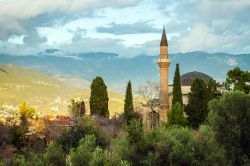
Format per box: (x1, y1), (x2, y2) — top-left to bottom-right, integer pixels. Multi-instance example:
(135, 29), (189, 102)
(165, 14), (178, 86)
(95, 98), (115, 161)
(180, 71), (212, 86)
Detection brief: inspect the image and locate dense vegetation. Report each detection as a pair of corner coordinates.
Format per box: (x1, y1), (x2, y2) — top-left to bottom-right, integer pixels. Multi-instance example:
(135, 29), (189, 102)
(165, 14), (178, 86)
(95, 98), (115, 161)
(0, 67), (249, 166)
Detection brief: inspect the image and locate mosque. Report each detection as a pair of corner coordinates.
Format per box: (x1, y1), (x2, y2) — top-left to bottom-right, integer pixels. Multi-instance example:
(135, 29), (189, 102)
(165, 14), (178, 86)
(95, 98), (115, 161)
(141, 28), (212, 129)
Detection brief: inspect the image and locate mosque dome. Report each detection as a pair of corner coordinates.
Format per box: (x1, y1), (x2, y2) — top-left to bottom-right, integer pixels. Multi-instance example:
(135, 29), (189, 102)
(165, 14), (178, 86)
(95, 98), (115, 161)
(180, 71), (212, 86)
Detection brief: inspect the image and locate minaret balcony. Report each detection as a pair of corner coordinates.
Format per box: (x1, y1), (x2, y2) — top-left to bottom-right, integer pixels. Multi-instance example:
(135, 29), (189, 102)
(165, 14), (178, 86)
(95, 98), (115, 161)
(157, 58), (170, 63)
(157, 58), (170, 68)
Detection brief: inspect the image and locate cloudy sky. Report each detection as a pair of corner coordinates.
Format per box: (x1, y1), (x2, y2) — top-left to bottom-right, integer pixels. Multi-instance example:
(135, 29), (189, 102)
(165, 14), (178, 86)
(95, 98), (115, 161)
(0, 0), (250, 57)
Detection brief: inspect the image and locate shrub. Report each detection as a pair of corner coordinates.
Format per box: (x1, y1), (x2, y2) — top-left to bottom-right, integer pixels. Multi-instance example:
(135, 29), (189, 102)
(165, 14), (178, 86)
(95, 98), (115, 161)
(167, 102), (187, 126)
(43, 142), (66, 166)
(57, 118), (107, 153)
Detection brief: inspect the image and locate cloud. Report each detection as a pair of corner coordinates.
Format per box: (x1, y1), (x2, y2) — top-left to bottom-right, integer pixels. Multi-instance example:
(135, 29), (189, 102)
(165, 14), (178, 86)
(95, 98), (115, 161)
(198, 0), (250, 18)
(178, 23), (224, 52)
(1, 0), (250, 55)
(155, 0), (250, 53)
(96, 22), (160, 35)
(208, 56), (238, 67)
(0, 0), (140, 40)
(226, 58), (238, 66)
(71, 28), (87, 42)
(23, 29), (48, 45)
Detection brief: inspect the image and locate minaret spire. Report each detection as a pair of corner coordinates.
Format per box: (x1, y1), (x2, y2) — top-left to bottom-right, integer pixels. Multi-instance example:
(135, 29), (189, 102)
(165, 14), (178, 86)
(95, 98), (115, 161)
(160, 26), (168, 46)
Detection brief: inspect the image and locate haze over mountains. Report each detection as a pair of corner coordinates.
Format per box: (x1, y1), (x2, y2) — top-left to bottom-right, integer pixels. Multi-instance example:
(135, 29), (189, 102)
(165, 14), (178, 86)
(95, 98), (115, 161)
(1, 51), (249, 92)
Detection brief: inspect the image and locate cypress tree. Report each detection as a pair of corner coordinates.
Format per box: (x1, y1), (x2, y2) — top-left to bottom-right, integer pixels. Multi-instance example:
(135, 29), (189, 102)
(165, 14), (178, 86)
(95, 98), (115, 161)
(172, 64), (183, 106)
(124, 80), (134, 122)
(184, 78), (208, 129)
(90, 76), (109, 117)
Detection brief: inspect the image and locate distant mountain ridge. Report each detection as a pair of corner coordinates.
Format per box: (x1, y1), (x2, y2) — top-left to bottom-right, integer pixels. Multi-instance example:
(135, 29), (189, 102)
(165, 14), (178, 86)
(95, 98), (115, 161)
(0, 51), (249, 92)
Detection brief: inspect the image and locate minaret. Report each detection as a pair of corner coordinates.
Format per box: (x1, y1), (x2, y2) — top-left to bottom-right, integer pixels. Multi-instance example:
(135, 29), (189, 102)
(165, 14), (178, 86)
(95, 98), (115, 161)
(157, 27), (170, 122)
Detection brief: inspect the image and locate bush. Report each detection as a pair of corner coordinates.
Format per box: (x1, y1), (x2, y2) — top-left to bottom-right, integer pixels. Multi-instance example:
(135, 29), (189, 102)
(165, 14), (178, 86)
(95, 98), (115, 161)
(167, 102), (187, 126)
(0, 123), (12, 146)
(13, 155), (26, 166)
(43, 142), (66, 166)
(112, 125), (227, 166)
(70, 135), (96, 166)
(70, 134), (126, 166)
(57, 118), (107, 153)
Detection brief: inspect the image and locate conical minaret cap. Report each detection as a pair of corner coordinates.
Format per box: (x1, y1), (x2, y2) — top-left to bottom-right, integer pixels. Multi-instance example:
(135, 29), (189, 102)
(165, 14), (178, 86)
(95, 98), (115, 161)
(160, 27), (168, 46)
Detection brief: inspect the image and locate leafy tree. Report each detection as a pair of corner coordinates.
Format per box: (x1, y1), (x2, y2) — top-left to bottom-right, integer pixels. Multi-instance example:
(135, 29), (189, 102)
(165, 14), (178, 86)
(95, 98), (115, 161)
(90, 76), (109, 117)
(185, 78), (208, 129)
(68, 99), (85, 117)
(19, 102), (35, 126)
(172, 64), (183, 106)
(225, 67), (250, 93)
(167, 102), (187, 126)
(124, 81), (134, 123)
(43, 142), (66, 166)
(208, 91), (250, 165)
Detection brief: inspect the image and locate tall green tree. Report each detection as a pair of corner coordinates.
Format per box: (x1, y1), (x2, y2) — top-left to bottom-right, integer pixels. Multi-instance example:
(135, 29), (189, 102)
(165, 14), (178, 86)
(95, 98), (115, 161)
(207, 79), (221, 101)
(124, 81), (134, 122)
(167, 102), (187, 126)
(172, 64), (183, 106)
(184, 78), (208, 129)
(225, 67), (250, 94)
(90, 77), (109, 117)
(208, 91), (250, 165)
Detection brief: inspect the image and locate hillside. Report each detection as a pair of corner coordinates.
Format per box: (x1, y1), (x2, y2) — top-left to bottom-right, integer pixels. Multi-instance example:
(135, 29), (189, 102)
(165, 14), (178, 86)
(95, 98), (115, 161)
(0, 64), (125, 117)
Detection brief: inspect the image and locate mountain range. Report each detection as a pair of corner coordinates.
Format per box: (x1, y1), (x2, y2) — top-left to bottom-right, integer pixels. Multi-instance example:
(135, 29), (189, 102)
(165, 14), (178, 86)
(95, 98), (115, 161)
(1, 51), (249, 92)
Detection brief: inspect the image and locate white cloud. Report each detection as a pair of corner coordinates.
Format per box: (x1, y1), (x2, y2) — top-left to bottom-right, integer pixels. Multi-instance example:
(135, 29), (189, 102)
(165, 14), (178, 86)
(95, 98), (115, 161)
(178, 23), (224, 52)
